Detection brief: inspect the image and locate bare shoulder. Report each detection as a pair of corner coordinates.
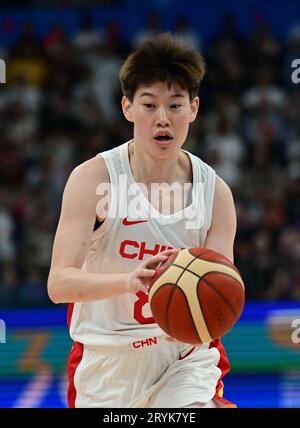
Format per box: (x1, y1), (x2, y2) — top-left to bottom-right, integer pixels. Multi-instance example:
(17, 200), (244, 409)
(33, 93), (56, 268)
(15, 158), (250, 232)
(214, 175), (234, 202)
(62, 155), (109, 218)
(212, 175), (236, 224)
(68, 155), (109, 189)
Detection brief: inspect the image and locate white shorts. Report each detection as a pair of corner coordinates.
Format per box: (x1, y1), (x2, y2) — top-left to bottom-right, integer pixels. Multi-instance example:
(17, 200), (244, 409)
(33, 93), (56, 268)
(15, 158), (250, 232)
(71, 341), (222, 408)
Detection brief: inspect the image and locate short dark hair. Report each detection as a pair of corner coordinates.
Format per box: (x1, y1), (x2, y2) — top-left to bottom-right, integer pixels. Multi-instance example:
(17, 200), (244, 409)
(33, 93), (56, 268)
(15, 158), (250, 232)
(119, 33), (206, 102)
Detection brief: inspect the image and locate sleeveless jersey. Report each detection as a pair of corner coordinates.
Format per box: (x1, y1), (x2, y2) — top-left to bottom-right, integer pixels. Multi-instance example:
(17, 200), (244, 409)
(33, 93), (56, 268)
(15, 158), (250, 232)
(68, 140), (216, 349)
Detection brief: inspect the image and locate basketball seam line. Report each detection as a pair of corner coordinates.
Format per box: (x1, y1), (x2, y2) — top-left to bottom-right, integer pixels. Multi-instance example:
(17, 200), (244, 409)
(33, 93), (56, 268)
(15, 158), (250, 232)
(175, 252), (207, 343)
(167, 284), (199, 341)
(166, 253), (200, 339)
(187, 253), (240, 273)
(195, 279), (212, 339)
(201, 277), (239, 319)
(202, 271), (244, 288)
(165, 283), (177, 337)
(172, 263), (241, 285)
(151, 283), (197, 339)
(188, 248), (212, 259)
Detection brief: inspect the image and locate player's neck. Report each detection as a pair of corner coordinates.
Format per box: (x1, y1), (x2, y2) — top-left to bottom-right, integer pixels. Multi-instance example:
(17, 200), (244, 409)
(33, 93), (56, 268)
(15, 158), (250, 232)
(128, 142), (191, 186)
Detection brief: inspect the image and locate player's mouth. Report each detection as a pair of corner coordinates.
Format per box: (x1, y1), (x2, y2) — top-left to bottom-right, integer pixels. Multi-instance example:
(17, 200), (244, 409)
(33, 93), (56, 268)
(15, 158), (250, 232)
(153, 132), (173, 146)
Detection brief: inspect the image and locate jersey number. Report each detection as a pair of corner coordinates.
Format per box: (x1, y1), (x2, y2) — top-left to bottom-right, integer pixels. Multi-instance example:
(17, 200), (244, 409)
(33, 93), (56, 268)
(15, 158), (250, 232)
(134, 291), (155, 324)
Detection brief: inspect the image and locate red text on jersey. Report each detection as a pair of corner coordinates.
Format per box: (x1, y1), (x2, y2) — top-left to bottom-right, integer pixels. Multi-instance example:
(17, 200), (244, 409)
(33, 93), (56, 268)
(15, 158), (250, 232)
(119, 240), (174, 260)
(132, 337), (158, 349)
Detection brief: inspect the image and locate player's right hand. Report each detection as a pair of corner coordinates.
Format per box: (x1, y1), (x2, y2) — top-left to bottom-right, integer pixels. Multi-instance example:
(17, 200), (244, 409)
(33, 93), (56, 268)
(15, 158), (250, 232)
(125, 249), (178, 294)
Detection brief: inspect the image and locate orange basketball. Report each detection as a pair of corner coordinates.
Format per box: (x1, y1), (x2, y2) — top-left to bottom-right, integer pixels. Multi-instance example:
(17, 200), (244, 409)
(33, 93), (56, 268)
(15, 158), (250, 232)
(149, 247), (245, 344)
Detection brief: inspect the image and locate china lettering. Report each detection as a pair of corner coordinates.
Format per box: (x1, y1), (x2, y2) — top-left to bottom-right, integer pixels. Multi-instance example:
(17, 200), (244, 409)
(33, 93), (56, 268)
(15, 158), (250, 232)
(0, 59), (5, 84)
(291, 59), (300, 84)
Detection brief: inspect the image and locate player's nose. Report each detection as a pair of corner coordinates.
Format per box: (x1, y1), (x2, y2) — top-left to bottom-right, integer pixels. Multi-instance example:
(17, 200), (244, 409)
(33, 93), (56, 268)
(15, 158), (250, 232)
(156, 107), (170, 126)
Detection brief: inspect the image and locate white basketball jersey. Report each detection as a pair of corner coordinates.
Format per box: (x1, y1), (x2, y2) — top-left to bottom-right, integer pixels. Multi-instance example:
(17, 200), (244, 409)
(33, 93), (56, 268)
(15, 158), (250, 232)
(69, 140), (216, 349)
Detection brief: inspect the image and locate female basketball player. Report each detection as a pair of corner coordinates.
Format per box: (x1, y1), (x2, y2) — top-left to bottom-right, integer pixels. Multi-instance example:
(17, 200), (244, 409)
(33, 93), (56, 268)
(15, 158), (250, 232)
(47, 33), (237, 408)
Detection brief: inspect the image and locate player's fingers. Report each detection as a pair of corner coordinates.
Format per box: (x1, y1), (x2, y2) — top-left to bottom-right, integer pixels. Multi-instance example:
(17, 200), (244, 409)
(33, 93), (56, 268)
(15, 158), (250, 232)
(138, 269), (156, 278)
(143, 254), (168, 268)
(158, 248), (179, 257)
(146, 249), (179, 269)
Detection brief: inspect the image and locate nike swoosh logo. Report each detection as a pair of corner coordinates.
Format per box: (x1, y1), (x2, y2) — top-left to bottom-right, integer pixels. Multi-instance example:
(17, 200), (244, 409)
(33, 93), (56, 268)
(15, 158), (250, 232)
(122, 217), (148, 226)
(178, 346), (195, 360)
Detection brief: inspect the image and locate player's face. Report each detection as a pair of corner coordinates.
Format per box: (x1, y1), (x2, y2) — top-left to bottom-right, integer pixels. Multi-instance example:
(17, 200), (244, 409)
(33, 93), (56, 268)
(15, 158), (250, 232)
(122, 81), (199, 158)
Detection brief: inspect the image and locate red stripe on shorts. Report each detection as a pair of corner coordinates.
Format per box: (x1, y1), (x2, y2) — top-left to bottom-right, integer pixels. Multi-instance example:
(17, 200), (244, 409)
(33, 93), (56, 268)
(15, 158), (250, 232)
(67, 303), (74, 330)
(67, 341), (84, 408)
(209, 339), (232, 400)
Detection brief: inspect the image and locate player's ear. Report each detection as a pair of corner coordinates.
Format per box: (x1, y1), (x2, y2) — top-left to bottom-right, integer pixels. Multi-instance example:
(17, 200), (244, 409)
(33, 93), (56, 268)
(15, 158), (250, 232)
(122, 96), (134, 122)
(189, 96), (199, 123)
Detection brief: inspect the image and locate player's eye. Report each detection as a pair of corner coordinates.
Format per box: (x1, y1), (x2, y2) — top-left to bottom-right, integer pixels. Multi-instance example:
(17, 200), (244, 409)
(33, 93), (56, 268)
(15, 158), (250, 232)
(144, 103), (155, 109)
(170, 104), (182, 109)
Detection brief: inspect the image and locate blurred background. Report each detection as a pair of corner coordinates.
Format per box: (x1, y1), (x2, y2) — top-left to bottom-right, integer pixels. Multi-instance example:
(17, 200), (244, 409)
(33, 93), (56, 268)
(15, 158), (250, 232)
(0, 0), (300, 408)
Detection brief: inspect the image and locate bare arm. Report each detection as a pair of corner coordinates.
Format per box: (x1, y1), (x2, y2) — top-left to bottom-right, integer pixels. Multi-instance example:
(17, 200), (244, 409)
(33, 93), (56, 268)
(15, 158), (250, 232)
(47, 156), (171, 304)
(204, 175), (237, 262)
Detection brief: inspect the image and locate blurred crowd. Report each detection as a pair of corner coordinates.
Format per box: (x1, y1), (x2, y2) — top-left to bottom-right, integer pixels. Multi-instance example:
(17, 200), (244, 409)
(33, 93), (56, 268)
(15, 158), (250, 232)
(0, 10), (300, 308)
(0, 1), (121, 7)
